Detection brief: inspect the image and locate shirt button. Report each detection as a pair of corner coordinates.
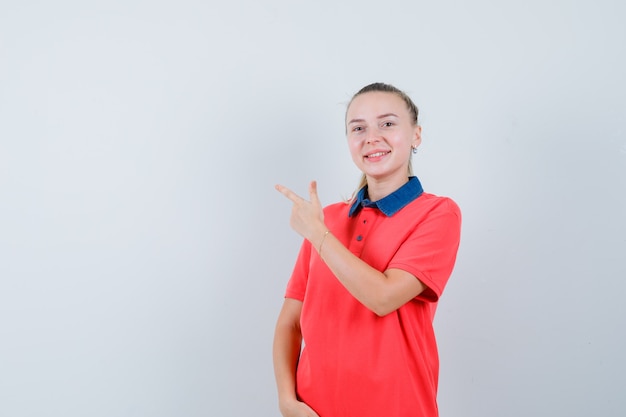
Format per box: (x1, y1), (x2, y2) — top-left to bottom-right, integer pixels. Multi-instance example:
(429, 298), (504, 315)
(356, 235), (363, 241)
(363, 219), (367, 224)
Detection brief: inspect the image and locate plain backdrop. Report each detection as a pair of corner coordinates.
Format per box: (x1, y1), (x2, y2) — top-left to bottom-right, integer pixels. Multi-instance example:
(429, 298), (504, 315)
(1, 0), (625, 416)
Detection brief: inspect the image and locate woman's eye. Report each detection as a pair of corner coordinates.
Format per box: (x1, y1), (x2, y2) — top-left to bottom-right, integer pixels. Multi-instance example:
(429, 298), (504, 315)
(383, 121), (394, 127)
(352, 126), (363, 132)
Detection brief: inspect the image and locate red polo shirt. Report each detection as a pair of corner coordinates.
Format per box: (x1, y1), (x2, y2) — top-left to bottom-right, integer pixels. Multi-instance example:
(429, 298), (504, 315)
(285, 177), (461, 417)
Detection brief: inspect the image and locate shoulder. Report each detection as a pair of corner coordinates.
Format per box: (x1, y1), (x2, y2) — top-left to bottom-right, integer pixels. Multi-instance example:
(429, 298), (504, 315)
(406, 192), (461, 218)
(322, 200), (352, 217)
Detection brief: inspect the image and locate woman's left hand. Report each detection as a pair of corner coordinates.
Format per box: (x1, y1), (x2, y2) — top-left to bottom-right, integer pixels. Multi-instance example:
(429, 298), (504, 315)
(275, 181), (327, 247)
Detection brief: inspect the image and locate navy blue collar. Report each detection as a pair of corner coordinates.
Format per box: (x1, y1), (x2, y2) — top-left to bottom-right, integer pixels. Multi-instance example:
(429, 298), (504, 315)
(348, 176), (424, 217)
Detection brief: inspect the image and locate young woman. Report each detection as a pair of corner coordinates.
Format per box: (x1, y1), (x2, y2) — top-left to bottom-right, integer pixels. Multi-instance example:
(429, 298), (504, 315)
(273, 83), (461, 417)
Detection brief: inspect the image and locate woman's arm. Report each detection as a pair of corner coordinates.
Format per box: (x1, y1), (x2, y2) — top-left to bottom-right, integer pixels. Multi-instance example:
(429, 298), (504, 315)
(319, 235), (425, 316)
(272, 298), (320, 417)
(276, 181), (426, 317)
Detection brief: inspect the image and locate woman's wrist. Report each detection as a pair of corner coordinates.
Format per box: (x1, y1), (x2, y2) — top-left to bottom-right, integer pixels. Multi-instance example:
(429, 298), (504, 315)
(278, 395), (300, 413)
(318, 229), (330, 255)
(309, 222), (329, 254)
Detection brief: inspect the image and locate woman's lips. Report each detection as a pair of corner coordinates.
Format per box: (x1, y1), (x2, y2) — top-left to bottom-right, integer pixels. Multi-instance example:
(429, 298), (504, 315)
(365, 150), (391, 159)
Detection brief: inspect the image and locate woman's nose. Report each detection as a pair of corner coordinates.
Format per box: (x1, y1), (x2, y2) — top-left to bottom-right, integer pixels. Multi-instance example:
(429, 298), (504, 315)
(366, 128), (382, 143)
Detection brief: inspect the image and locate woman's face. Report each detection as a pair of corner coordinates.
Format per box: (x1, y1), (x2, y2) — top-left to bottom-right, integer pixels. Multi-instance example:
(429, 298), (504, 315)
(346, 91), (421, 185)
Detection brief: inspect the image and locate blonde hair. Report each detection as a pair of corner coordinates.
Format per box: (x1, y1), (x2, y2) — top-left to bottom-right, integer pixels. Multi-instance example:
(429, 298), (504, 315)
(346, 82), (419, 201)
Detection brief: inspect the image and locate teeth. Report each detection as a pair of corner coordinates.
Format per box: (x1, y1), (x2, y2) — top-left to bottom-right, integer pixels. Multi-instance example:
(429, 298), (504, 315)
(367, 151), (388, 158)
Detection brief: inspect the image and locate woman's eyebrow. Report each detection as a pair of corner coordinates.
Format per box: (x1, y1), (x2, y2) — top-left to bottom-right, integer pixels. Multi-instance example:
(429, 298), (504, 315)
(348, 113), (399, 125)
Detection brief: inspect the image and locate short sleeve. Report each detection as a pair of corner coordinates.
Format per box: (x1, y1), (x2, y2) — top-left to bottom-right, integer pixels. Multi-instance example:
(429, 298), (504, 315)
(284, 239), (313, 301)
(388, 198), (461, 303)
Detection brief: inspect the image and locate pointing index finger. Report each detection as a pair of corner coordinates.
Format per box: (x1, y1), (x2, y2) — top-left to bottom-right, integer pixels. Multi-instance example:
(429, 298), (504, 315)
(275, 184), (304, 203)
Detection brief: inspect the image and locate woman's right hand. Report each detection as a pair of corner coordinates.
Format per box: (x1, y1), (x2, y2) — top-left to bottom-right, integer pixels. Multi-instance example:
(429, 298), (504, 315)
(279, 398), (320, 417)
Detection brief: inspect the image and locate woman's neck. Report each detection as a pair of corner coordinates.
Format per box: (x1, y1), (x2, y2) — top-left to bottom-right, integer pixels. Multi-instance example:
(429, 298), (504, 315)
(366, 175), (410, 202)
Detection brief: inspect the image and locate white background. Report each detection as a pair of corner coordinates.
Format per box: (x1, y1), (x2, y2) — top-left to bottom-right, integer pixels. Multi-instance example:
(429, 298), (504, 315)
(1, 1), (625, 416)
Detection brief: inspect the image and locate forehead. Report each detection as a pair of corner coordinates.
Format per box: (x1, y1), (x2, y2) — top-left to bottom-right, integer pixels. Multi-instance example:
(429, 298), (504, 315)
(346, 91), (408, 120)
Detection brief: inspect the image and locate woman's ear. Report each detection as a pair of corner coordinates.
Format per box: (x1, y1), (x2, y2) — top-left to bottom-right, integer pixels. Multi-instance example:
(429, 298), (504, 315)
(413, 125), (422, 148)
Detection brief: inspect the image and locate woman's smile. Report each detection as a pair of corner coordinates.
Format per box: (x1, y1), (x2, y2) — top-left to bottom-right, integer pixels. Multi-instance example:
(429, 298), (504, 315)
(364, 150), (391, 161)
